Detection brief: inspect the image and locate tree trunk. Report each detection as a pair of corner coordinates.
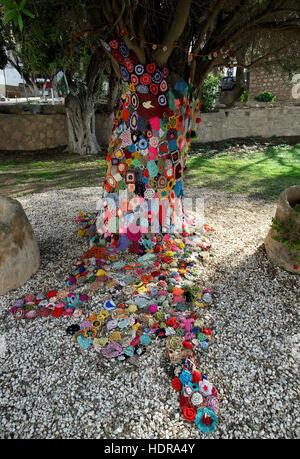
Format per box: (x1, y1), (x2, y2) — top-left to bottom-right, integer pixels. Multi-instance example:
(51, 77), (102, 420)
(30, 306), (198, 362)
(95, 34), (198, 249)
(26, 79), (39, 97)
(65, 93), (101, 155)
(218, 65), (246, 107)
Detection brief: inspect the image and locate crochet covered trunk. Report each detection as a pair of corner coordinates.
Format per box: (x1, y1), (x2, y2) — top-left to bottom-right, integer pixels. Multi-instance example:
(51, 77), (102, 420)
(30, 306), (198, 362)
(96, 32), (200, 251)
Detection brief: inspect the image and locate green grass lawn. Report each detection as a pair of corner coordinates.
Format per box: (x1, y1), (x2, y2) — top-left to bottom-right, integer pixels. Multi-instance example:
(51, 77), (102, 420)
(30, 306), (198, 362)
(0, 139), (299, 199)
(0, 151), (106, 197)
(186, 141), (300, 200)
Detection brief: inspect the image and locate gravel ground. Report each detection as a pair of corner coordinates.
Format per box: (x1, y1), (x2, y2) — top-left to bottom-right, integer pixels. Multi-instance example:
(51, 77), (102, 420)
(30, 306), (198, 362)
(0, 187), (299, 439)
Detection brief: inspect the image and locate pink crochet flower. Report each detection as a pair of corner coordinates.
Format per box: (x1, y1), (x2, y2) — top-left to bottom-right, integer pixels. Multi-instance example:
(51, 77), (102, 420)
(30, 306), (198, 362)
(102, 342), (123, 358)
(148, 304), (158, 314)
(180, 317), (194, 332)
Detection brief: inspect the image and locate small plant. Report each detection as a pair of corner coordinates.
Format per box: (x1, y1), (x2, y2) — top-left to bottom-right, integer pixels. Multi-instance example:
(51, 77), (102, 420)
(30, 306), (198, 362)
(240, 90), (250, 103)
(57, 77), (68, 96)
(271, 213), (300, 263)
(254, 91), (276, 102)
(201, 73), (222, 113)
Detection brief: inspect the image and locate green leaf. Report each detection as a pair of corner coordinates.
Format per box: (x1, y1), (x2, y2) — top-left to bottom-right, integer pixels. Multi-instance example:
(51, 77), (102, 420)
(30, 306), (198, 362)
(20, 0), (27, 9)
(17, 13), (23, 31)
(22, 7), (35, 18)
(2, 9), (17, 23)
(0, 0), (16, 7)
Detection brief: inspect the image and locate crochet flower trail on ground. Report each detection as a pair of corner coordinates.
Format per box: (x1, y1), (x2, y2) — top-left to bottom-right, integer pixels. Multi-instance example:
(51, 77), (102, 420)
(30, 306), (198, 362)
(71, 213), (219, 433)
(9, 213), (219, 434)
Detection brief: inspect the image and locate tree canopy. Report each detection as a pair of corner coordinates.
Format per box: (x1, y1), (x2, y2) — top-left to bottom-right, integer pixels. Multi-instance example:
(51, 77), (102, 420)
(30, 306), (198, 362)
(81, 0), (300, 92)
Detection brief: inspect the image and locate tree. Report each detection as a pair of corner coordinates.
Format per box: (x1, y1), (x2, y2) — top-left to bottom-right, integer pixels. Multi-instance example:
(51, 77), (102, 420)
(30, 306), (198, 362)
(0, 27), (7, 69)
(74, 0), (300, 245)
(3, 1), (300, 239)
(220, 28), (300, 106)
(0, 0), (110, 155)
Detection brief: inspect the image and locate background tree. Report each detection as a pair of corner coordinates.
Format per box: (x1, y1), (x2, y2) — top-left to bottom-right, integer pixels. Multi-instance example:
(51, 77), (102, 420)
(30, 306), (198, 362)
(220, 28), (300, 106)
(0, 27), (7, 69)
(0, 0), (110, 155)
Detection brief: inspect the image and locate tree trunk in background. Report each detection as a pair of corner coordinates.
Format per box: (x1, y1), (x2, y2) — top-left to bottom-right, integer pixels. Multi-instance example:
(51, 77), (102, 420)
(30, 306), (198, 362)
(107, 73), (119, 113)
(26, 79), (39, 96)
(65, 93), (101, 155)
(219, 65), (246, 107)
(64, 51), (104, 155)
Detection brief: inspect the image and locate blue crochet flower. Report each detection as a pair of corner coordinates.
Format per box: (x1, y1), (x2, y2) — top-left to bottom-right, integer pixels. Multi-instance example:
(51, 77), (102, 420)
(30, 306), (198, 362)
(195, 408), (218, 433)
(140, 334), (151, 346)
(179, 370), (192, 386)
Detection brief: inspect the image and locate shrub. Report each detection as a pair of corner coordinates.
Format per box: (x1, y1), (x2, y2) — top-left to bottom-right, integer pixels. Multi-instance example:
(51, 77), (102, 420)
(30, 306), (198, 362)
(254, 91), (276, 102)
(201, 73), (221, 113)
(240, 90), (250, 103)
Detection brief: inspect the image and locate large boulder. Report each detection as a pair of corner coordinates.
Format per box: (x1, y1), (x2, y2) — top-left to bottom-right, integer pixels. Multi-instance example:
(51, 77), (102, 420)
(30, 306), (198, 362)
(0, 196), (40, 295)
(264, 185), (300, 275)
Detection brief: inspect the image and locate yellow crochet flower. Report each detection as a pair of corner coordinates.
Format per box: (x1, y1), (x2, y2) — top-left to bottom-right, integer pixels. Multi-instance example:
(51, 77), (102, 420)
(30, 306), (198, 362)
(94, 337), (108, 347)
(97, 310), (109, 321)
(127, 304), (138, 313)
(132, 322), (141, 331)
(132, 151), (140, 159)
(96, 269), (107, 276)
(194, 319), (204, 328)
(167, 115), (177, 129)
(109, 331), (122, 342)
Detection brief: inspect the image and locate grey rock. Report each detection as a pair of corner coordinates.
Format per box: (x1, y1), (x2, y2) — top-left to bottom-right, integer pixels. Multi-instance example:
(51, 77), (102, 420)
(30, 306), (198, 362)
(0, 196), (40, 295)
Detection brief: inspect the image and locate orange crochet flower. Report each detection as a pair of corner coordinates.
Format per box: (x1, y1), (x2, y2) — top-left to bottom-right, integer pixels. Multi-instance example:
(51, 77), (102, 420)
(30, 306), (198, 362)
(142, 275), (153, 284)
(173, 287), (184, 296)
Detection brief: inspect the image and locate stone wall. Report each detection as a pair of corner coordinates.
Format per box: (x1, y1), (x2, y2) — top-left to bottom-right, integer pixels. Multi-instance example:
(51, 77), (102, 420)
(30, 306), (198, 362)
(0, 113), (67, 150)
(196, 106), (300, 143)
(249, 66), (295, 102)
(0, 104), (300, 150)
(0, 104), (113, 151)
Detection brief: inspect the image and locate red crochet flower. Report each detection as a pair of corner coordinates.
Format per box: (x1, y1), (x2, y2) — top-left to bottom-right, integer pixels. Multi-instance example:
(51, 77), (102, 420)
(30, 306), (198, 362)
(203, 328), (212, 335)
(171, 377), (182, 392)
(165, 318), (178, 329)
(192, 371), (202, 383)
(179, 394), (190, 408)
(51, 308), (63, 318)
(182, 406), (196, 422)
(201, 414), (213, 426)
(212, 386), (218, 397)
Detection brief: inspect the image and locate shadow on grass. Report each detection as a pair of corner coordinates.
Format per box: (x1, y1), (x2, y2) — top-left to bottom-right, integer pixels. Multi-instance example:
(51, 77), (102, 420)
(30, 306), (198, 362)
(0, 166), (106, 197)
(186, 144), (300, 200)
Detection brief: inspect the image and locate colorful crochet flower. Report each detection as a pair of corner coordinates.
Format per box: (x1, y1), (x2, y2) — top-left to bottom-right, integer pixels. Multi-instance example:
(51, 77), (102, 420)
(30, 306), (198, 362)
(206, 395), (219, 413)
(171, 377), (182, 392)
(199, 380), (213, 397)
(179, 370), (192, 385)
(195, 408), (218, 433)
(179, 394), (190, 408)
(182, 406), (196, 423)
(102, 342), (123, 358)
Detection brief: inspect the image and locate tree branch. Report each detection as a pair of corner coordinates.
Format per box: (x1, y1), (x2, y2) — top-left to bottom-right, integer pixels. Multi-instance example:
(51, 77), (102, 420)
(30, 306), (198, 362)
(153, 0), (192, 66)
